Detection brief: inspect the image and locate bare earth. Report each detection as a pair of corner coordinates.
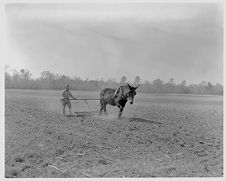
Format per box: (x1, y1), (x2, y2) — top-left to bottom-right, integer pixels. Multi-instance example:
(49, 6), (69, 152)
(5, 89), (223, 178)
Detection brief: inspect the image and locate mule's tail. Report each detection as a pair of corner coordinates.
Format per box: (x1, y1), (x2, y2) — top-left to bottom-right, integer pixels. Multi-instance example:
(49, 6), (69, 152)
(100, 98), (103, 105)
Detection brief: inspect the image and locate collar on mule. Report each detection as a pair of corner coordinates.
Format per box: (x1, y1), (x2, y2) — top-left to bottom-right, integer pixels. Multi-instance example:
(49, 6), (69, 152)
(115, 86), (130, 100)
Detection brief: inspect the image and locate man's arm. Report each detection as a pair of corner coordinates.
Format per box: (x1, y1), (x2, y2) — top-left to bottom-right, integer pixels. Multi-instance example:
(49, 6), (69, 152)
(62, 91), (65, 98)
(69, 91), (76, 99)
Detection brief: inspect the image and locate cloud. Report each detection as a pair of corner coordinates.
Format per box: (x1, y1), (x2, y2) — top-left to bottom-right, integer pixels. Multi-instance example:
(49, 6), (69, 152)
(5, 3), (223, 84)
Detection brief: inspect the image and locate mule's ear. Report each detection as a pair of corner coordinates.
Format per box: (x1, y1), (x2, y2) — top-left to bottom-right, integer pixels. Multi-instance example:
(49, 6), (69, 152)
(134, 86), (139, 90)
(127, 83), (132, 89)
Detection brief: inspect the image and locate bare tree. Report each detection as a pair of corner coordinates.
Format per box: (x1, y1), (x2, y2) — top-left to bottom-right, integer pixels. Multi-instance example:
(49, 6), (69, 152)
(134, 76), (141, 86)
(181, 80), (186, 87)
(4, 68), (223, 95)
(153, 79), (163, 93)
(20, 69), (32, 80)
(41, 71), (53, 80)
(169, 78), (175, 86)
(11, 69), (20, 80)
(120, 76), (127, 85)
(24, 70), (32, 80)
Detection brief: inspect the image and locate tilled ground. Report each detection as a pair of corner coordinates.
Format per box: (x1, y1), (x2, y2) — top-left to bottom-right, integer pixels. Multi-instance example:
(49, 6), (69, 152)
(5, 90), (223, 177)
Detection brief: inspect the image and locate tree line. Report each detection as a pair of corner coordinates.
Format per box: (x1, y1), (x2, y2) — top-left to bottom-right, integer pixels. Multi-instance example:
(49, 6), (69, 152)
(5, 67), (223, 95)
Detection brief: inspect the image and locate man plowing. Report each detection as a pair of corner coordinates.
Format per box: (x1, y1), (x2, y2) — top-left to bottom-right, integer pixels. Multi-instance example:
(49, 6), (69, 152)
(61, 85), (77, 116)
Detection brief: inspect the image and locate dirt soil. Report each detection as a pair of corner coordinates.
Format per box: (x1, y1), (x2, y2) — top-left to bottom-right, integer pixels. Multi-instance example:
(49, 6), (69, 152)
(5, 90), (223, 178)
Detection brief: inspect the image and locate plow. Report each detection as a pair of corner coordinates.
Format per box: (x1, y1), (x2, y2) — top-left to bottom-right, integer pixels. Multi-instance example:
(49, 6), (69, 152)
(60, 98), (100, 117)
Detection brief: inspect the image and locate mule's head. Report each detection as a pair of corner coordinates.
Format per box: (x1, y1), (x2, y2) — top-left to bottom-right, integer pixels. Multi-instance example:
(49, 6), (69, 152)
(126, 83), (138, 104)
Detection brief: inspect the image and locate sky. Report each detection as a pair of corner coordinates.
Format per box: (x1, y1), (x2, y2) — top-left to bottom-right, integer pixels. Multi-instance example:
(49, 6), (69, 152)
(4, 3), (223, 84)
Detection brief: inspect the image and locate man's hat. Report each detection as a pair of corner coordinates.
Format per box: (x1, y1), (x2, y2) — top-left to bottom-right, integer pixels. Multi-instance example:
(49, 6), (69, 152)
(66, 84), (70, 88)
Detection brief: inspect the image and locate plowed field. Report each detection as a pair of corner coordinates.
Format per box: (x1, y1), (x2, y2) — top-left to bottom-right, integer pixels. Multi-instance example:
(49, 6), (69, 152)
(5, 89), (223, 177)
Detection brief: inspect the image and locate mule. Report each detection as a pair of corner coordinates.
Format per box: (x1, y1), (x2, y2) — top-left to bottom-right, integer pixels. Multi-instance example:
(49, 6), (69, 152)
(99, 83), (138, 119)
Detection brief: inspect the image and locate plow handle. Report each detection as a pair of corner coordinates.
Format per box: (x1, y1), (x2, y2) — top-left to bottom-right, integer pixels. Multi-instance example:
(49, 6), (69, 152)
(60, 98), (99, 101)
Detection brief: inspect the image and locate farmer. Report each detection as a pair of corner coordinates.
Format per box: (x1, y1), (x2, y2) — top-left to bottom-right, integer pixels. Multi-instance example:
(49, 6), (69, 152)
(61, 85), (77, 116)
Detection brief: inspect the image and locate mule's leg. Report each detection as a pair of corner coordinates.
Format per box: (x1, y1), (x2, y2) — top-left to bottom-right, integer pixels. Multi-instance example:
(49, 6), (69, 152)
(103, 104), (107, 116)
(118, 107), (124, 119)
(99, 106), (103, 115)
(99, 100), (104, 115)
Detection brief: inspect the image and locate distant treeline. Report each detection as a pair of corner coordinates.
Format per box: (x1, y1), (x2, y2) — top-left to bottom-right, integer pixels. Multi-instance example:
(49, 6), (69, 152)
(5, 68), (223, 95)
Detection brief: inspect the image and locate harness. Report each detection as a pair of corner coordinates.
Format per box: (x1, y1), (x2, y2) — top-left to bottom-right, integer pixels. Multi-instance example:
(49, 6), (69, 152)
(115, 86), (130, 100)
(114, 86), (134, 109)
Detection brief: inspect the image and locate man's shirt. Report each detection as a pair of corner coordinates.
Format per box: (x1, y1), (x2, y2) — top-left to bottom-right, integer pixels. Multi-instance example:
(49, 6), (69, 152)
(62, 90), (73, 99)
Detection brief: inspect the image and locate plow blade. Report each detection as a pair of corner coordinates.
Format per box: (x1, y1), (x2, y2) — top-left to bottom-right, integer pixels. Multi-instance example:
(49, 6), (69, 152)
(66, 111), (99, 118)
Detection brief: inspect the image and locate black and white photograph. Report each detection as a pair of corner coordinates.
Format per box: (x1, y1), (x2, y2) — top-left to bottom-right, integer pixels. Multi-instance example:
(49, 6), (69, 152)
(3, 1), (224, 178)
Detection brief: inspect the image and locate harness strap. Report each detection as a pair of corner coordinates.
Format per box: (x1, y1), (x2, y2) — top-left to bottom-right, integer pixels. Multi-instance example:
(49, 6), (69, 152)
(115, 86), (128, 99)
(121, 86), (125, 98)
(114, 87), (120, 97)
